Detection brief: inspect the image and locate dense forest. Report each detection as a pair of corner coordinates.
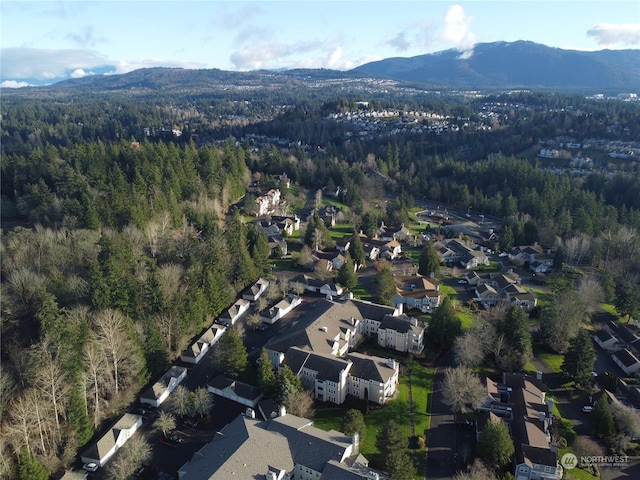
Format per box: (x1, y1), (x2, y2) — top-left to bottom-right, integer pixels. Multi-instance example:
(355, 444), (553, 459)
(1, 84), (640, 477)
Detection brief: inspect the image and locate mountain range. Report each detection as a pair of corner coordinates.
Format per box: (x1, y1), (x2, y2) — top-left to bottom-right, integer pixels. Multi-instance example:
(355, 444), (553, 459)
(7, 41), (639, 95)
(352, 41), (640, 92)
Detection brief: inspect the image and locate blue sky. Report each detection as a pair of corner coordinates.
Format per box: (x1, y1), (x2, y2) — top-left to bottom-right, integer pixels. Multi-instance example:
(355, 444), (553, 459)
(2, 1), (639, 87)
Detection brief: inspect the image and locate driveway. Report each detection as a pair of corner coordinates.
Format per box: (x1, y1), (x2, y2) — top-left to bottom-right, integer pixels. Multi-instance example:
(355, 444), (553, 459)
(426, 350), (457, 479)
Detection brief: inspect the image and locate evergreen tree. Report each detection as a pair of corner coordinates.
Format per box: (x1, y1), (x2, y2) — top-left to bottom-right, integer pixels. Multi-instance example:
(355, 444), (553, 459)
(427, 297), (462, 351)
(592, 395), (615, 439)
(418, 242), (441, 277)
(561, 329), (596, 389)
(337, 253), (358, 290)
(247, 225), (271, 274)
(257, 349), (277, 397)
(67, 385), (94, 446)
(385, 449), (417, 480)
(615, 281), (639, 322)
(500, 225), (514, 252)
(477, 419), (515, 468)
(213, 328), (248, 378)
(373, 266), (396, 306)
(341, 408), (367, 442)
(348, 233), (366, 268)
(18, 451), (48, 480)
(375, 419), (406, 460)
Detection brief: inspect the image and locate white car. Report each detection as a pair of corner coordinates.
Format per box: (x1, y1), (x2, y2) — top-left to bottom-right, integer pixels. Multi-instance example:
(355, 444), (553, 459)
(83, 462), (99, 472)
(582, 406), (593, 413)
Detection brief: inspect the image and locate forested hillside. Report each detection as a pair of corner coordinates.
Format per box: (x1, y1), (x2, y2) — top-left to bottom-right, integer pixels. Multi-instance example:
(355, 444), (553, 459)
(1, 82), (640, 477)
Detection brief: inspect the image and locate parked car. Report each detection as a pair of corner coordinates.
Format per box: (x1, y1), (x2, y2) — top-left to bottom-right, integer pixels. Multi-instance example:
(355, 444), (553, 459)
(183, 418), (199, 429)
(83, 462), (99, 472)
(457, 279), (467, 284)
(582, 406), (593, 413)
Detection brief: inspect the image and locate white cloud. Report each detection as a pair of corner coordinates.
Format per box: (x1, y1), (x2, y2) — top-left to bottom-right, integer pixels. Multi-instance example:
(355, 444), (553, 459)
(70, 68), (91, 78)
(385, 32), (411, 51)
(1, 80), (33, 88)
(1, 48), (109, 79)
(0, 48), (207, 82)
(441, 5), (477, 57)
(587, 23), (640, 47)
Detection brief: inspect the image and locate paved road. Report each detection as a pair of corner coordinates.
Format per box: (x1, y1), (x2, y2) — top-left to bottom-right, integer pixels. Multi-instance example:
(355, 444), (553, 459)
(426, 350), (457, 479)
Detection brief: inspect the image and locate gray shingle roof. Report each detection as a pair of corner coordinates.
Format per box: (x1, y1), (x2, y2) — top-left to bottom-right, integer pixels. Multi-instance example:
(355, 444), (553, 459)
(344, 352), (397, 384)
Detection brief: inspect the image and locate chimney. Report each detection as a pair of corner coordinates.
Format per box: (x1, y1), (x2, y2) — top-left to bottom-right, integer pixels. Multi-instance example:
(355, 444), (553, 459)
(352, 432), (360, 456)
(387, 358), (396, 369)
(245, 407), (255, 418)
(279, 405), (286, 417)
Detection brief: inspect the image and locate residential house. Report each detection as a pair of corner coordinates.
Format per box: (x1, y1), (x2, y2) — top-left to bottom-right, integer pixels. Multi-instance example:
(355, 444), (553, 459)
(612, 348), (640, 376)
(474, 283), (502, 307)
(393, 275), (442, 313)
(284, 347), (352, 404)
(219, 299), (251, 325)
(478, 373), (562, 480)
(263, 295), (302, 324)
(180, 324), (226, 364)
(242, 277), (270, 301)
(336, 238), (351, 253)
(345, 353), (399, 405)
(263, 297), (398, 368)
(510, 244), (554, 272)
(178, 410), (387, 480)
(508, 292), (538, 312)
(292, 274), (344, 297)
(81, 414), (143, 467)
(255, 189), (281, 216)
(593, 329), (619, 351)
(139, 366), (188, 407)
(207, 375), (264, 408)
(376, 314), (425, 354)
(282, 347), (400, 406)
(435, 239), (490, 269)
(253, 219), (288, 256)
(269, 215), (300, 236)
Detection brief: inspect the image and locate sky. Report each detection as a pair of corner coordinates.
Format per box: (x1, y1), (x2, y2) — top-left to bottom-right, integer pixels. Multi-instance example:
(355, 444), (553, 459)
(2, 0), (639, 87)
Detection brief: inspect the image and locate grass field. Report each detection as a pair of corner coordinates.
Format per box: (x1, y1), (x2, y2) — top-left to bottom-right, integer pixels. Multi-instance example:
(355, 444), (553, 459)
(313, 359), (434, 474)
(539, 352), (564, 374)
(329, 224), (355, 241)
(352, 283), (372, 301)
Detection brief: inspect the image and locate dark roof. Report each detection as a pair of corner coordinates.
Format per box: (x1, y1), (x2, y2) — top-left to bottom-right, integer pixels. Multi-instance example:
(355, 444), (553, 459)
(345, 352), (396, 383)
(267, 415), (351, 473)
(518, 444), (558, 467)
(614, 348), (640, 368)
(379, 314), (415, 333)
(614, 325), (640, 344)
(208, 375), (263, 401)
(595, 328), (616, 343)
(350, 299), (396, 321)
(283, 347), (350, 382)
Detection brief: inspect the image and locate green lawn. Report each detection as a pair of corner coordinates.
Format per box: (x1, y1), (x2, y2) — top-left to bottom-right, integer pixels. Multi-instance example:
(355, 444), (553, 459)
(324, 197), (350, 211)
(539, 352), (564, 374)
(313, 359), (434, 477)
(457, 310), (477, 330)
(599, 303), (620, 318)
(329, 224), (355, 241)
(533, 288), (553, 307)
(352, 283), (372, 301)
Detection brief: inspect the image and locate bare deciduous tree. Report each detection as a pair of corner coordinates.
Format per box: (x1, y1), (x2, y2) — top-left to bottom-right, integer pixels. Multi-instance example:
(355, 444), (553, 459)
(33, 338), (69, 440)
(291, 281), (305, 296)
(283, 389), (315, 418)
(159, 263), (184, 303)
(441, 367), (486, 415)
(154, 411), (177, 437)
(192, 388), (214, 418)
(577, 275), (604, 314)
(454, 331), (486, 368)
(454, 459), (497, 480)
(93, 308), (141, 394)
(611, 403), (640, 439)
(170, 385), (193, 418)
(106, 435), (152, 480)
(83, 335), (107, 427)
